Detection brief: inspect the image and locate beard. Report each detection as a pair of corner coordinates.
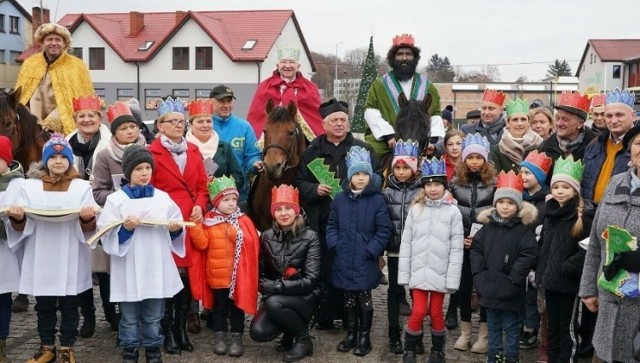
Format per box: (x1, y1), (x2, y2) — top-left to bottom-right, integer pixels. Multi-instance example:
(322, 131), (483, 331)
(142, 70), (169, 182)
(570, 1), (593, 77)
(390, 58), (418, 81)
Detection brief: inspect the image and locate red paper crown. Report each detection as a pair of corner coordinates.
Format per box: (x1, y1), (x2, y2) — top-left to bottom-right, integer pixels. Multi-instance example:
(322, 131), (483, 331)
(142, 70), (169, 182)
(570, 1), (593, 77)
(496, 170), (523, 192)
(482, 89), (506, 106)
(188, 99), (213, 117)
(270, 184), (300, 216)
(106, 102), (133, 123)
(72, 95), (101, 113)
(392, 33), (415, 47)
(523, 150), (552, 175)
(590, 93), (606, 109)
(558, 91), (590, 113)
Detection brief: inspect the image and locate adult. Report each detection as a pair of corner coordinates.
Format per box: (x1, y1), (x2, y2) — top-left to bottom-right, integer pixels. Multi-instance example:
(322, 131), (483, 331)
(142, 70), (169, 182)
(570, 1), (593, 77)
(149, 97), (209, 354)
(246, 48), (323, 142)
(581, 88), (634, 204)
(466, 110), (481, 125)
(127, 98), (156, 144)
(210, 85), (262, 213)
(579, 123), (640, 363)
(489, 98), (543, 173)
(587, 93), (607, 134)
(15, 23), (94, 135)
(529, 107), (554, 140)
(461, 89), (507, 146)
(364, 33), (445, 162)
(293, 99), (379, 329)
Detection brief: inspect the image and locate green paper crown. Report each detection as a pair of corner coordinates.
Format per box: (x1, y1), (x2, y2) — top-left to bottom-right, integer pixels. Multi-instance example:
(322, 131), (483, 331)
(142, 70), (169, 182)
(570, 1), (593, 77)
(505, 98), (529, 118)
(307, 158), (341, 199)
(552, 155), (585, 183)
(207, 175), (236, 200)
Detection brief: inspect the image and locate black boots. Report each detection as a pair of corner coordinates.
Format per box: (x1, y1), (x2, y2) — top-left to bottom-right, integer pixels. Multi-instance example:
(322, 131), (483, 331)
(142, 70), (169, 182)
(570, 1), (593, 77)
(445, 305), (458, 330)
(389, 326), (403, 354)
(122, 347), (139, 363)
(353, 308), (373, 356)
(174, 285), (194, 352)
(145, 347), (162, 363)
(283, 330), (313, 362)
(427, 334), (446, 363)
(336, 307), (358, 352)
(79, 306), (96, 338)
(402, 329), (423, 363)
(275, 333), (294, 352)
(161, 299), (179, 354)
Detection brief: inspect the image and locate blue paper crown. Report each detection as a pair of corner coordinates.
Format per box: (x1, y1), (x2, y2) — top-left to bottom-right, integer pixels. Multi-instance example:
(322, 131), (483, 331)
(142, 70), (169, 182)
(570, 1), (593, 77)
(606, 88), (635, 108)
(420, 157), (447, 178)
(157, 97), (185, 117)
(393, 139), (419, 158)
(346, 146), (371, 170)
(462, 133), (491, 152)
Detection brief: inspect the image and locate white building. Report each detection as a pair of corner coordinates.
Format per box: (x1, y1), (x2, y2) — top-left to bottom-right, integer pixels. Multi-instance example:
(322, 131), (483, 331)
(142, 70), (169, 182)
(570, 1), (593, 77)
(576, 39), (640, 95)
(0, 0), (32, 89)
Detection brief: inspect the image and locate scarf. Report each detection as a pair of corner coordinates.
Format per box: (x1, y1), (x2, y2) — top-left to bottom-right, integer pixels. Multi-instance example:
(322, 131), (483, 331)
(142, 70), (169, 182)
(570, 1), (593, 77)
(185, 130), (219, 159)
(203, 208), (245, 299)
(557, 128), (586, 155)
(121, 184), (155, 199)
(481, 117), (506, 144)
(107, 134), (147, 163)
(40, 167), (81, 192)
(69, 131), (101, 180)
(160, 134), (188, 174)
(498, 129), (543, 164)
(489, 209), (517, 225)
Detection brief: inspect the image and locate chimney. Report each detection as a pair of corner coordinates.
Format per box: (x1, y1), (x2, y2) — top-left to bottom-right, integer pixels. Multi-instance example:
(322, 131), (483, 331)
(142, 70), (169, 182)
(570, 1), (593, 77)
(176, 11), (187, 25)
(32, 7), (51, 37)
(129, 11), (144, 36)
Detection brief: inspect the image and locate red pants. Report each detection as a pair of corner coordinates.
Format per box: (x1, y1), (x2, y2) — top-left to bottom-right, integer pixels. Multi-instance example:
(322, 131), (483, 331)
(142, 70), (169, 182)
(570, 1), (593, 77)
(407, 289), (445, 333)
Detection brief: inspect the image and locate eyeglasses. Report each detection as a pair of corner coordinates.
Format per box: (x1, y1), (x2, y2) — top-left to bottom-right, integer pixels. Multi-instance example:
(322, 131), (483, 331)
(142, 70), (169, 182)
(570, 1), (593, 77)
(160, 119), (188, 127)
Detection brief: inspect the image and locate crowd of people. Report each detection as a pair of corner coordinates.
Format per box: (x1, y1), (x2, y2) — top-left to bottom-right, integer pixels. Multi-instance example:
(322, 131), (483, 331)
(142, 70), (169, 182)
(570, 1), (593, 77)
(1, 23), (640, 363)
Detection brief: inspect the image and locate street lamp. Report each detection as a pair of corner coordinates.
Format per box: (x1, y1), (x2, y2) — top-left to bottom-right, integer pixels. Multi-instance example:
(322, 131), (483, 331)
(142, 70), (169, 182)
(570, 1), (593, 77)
(335, 41), (343, 97)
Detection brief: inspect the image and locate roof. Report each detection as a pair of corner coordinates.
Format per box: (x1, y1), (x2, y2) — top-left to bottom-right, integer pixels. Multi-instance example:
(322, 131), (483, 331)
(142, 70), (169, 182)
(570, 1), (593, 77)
(576, 39), (640, 76)
(17, 9), (315, 70)
(0, 0), (32, 21)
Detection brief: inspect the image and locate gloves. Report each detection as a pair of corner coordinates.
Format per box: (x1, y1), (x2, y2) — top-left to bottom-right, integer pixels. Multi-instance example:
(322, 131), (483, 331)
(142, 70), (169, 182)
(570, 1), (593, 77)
(603, 249), (640, 281)
(260, 279), (284, 295)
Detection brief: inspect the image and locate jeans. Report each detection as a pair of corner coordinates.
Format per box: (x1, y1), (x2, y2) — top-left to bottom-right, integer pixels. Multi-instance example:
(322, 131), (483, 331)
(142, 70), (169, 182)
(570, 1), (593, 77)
(250, 295), (313, 342)
(407, 289), (445, 333)
(521, 283), (540, 330)
(211, 289), (245, 333)
(486, 307), (521, 362)
(35, 295), (79, 346)
(545, 289), (579, 363)
(119, 299), (164, 348)
(0, 293), (11, 339)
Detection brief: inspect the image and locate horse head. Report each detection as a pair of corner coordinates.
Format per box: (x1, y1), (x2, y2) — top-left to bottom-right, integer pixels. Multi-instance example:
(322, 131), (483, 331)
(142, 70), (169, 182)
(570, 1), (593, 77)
(395, 93), (432, 155)
(262, 99), (304, 180)
(0, 87), (21, 149)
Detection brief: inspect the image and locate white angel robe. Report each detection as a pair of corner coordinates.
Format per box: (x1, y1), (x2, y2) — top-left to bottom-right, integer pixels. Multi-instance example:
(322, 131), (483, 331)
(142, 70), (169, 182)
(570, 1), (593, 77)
(99, 189), (185, 302)
(7, 178), (97, 296)
(0, 178), (25, 294)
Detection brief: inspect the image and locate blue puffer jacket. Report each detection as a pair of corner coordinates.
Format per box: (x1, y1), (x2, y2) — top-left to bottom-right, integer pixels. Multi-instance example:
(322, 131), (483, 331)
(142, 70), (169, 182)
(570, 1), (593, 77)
(326, 174), (393, 291)
(581, 130), (631, 202)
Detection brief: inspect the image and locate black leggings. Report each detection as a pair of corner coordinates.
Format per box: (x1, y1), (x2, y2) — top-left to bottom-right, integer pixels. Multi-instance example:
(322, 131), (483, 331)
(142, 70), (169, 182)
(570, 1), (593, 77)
(460, 249), (486, 322)
(250, 295), (313, 342)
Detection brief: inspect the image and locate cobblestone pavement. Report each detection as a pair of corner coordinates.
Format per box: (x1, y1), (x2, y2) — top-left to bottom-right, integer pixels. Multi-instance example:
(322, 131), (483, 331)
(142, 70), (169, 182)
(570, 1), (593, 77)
(6, 281), (593, 363)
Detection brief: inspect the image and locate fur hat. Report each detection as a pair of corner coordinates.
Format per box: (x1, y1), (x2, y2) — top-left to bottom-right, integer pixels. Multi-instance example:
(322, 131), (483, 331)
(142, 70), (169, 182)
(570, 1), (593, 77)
(122, 145), (154, 180)
(0, 135), (13, 165)
(34, 23), (71, 48)
(42, 133), (73, 166)
(346, 146), (373, 181)
(493, 171), (524, 210)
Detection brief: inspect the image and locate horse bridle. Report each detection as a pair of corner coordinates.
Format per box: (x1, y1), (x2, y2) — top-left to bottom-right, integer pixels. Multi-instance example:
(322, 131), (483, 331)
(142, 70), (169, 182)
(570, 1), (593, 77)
(261, 124), (301, 171)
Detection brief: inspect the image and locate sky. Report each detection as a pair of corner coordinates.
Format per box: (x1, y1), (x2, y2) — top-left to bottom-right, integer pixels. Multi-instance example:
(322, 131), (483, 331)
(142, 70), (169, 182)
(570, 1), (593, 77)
(18, 0), (640, 82)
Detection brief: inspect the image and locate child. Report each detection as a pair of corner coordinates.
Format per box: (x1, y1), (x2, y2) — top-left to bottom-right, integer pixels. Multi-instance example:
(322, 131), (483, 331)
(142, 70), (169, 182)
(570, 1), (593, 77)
(398, 157), (464, 363)
(449, 133), (497, 353)
(190, 176), (259, 358)
(98, 144), (186, 363)
(381, 139), (423, 354)
(6, 133), (97, 363)
(536, 156), (595, 363)
(0, 136), (25, 363)
(470, 171), (539, 363)
(326, 146), (392, 357)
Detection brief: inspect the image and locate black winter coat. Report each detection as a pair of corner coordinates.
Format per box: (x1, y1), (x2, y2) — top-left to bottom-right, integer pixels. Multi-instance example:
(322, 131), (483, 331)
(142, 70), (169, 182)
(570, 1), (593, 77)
(537, 128), (597, 184)
(449, 173), (496, 236)
(381, 175), (422, 253)
(523, 185), (549, 230)
(536, 197), (595, 295)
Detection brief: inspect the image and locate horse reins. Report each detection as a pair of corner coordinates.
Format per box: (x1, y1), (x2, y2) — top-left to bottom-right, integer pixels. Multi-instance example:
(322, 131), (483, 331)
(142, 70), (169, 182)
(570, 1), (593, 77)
(261, 124), (301, 171)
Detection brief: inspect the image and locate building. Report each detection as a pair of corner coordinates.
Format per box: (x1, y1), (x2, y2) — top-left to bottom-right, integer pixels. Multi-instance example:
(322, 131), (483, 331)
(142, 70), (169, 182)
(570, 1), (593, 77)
(18, 9), (315, 120)
(0, 0), (32, 89)
(576, 39), (640, 96)
(333, 78), (360, 111)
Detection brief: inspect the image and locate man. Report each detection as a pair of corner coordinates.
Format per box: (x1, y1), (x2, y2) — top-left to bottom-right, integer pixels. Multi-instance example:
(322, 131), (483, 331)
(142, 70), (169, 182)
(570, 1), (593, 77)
(293, 99), (379, 329)
(364, 34), (445, 162)
(586, 93), (607, 134)
(15, 23), (94, 135)
(466, 109), (481, 125)
(461, 89), (507, 145)
(246, 47), (323, 142)
(210, 85), (262, 213)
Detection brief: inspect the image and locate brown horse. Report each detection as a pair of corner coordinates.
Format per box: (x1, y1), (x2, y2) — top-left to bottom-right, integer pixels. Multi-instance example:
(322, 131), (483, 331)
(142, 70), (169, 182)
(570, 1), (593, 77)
(249, 100), (306, 231)
(0, 87), (49, 169)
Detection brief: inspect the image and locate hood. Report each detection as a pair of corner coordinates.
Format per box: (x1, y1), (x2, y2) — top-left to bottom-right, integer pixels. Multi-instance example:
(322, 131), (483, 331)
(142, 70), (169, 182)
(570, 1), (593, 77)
(477, 201), (538, 226)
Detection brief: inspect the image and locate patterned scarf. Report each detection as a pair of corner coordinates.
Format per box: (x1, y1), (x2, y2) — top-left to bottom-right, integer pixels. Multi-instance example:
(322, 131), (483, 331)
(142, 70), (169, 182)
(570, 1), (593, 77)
(490, 209), (514, 225)
(160, 134), (188, 174)
(203, 207), (244, 299)
(107, 134), (147, 163)
(481, 117), (506, 144)
(498, 128), (543, 164)
(557, 128), (586, 155)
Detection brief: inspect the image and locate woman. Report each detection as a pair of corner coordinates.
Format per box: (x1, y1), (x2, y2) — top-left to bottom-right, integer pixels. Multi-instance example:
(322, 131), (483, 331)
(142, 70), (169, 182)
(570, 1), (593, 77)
(579, 123), (640, 363)
(529, 107), (554, 140)
(443, 129), (464, 182)
(490, 98), (543, 173)
(149, 97), (209, 354)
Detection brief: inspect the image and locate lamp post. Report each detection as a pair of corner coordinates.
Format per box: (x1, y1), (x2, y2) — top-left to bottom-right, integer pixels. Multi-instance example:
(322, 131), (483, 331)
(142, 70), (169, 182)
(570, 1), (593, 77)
(335, 41), (343, 97)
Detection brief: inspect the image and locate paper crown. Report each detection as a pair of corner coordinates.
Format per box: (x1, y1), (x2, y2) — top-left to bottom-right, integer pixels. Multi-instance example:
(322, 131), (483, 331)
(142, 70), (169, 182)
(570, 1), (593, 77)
(394, 139), (419, 158)
(393, 33), (415, 47)
(552, 155), (585, 183)
(207, 175), (237, 201)
(522, 150), (553, 175)
(72, 95), (101, 113)
(271, 184), (300, 215)
(496, 171), (524, 192)
(558, 91), (590, 113)
(421, 157), (447, 178)
(590, 93), (606, 109)
(188, 99), (213, 117)
(505, 98), (529, 118)
(462, 133), (491, 152)
(106, 101), (133, 123)
(157, 97), (185, 117)
(278, 47), (300, 61)
(606, 88), (635, 108)
(346, 146), (371, 170)
(483, 89), (506, 106)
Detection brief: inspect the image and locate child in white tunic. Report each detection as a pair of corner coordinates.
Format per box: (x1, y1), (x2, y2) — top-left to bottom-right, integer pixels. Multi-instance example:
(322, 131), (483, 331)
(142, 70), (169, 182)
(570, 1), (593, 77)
(6, 133), (97, 363)
(98, 145), (185, 363)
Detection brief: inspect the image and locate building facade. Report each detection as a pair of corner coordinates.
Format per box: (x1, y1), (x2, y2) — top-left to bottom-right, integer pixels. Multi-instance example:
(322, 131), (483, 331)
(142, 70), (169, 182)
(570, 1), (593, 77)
(0, 0), (31, 89)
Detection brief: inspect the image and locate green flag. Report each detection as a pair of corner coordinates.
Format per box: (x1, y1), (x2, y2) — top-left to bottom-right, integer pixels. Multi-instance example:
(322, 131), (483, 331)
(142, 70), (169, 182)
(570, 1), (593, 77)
(352, 36), (377, 133)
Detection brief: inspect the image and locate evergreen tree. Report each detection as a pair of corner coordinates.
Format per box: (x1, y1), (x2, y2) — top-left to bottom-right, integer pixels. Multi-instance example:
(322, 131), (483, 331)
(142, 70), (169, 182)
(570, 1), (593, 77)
(547, 59), (573, 78)
(425, 53), (455, 82)
(352, 36), (378, 133)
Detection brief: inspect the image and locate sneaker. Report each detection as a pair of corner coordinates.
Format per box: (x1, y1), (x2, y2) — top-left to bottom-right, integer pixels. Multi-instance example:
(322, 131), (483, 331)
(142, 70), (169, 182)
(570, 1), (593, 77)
(58, 347), (76, 363)
(228, 333), (244, 357)
(26, 346), (56, 363)
(519, 326), (538, 350)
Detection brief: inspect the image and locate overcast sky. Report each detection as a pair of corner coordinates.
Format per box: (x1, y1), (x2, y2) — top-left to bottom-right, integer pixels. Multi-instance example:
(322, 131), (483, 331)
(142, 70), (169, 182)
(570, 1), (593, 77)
(18, 0), (640, 82)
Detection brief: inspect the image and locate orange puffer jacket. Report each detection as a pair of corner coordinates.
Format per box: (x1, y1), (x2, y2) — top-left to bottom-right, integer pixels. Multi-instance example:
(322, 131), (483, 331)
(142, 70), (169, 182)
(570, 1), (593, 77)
(191, 222), (236, 289)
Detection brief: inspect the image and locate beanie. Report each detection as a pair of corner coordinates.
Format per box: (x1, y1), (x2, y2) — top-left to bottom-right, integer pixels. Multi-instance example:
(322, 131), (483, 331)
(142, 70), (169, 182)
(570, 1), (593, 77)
(550, 155), (584, 194)
(346, 146), (373, 181)
(0, 135), (13, 165)
(493, 188), (523, 210)
(461, 133), (490, 161)
(42, 133), (74, 167)
(493, 171), (524, 210)
(122, 145), (155, 180)
(441, 109), (453, 123)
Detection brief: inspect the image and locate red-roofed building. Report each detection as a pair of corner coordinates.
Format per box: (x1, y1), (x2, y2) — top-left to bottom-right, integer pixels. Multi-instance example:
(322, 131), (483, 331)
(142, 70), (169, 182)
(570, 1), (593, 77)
(17, 9), (315, 119)
(576, 39), (640, 96)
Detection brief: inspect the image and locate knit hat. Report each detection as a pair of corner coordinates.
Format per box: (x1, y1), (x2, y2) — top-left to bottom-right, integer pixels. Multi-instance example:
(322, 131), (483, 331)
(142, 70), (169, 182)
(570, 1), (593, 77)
(122, 145), (154, 180)
(493, 171), (524, 210)
(461, 133), (490, 161)
(346, 146), (373, 181)
(550, 155), (585, 194)
(42, 133), (74, 166)
(420, 157), (447, 187)
(127, 98), (144, 124)
(441, 109), (453, 122)
(107, 101), (137, 134)
(271, 185), (301, 217)
(207, 176), (239, 207)
(392, 139), (419, 174)
(0, 135), (13, 165)
(520, 150), (553, 187)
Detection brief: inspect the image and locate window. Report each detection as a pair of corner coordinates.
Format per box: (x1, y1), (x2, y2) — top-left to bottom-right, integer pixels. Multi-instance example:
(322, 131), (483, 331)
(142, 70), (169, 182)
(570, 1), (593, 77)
(89, 47), (105, 70)
(138, 41), (154, 51)
(0, 50), (5, 64)
(117, 89), (134, 102)
(613, 65), (621, 79)
(0, 15), (5, 32)
(589, 54), (593, 64)
(69, 47), (83, 60)
(195, 47), (212, 70)
(173, 89), (189, 98)
(172, 47), (189, 70)
(242, 40), (257, 50)
(145, 89), (162, 110)
(9, 16), (18, 34)
(9, 51), (20, 65)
